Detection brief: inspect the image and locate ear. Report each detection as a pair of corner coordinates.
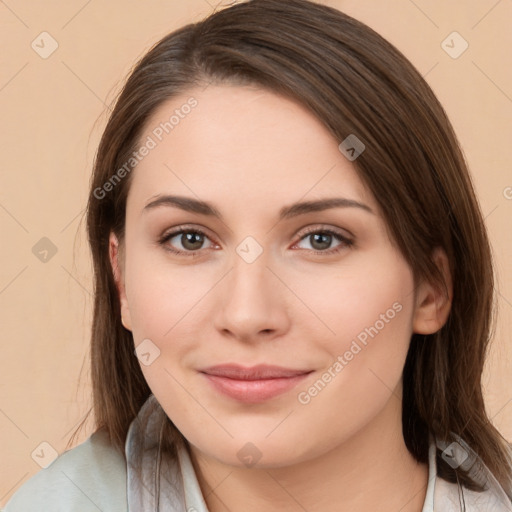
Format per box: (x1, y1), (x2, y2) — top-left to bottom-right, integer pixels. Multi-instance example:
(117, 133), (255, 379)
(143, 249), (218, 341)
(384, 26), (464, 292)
(109, 232), (132, 331)
(412, 247), (453, 335)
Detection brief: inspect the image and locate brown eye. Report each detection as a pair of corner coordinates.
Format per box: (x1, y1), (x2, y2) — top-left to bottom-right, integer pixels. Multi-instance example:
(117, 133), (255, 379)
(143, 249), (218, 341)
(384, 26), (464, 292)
(158, 228), (214, 256)
(178, 231), (206, 251)
(294, 228), (353, 255)
(309, 232), (334, 251)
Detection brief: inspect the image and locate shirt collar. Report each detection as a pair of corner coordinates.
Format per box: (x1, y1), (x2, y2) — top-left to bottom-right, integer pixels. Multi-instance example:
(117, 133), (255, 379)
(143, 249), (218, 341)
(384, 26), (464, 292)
(125, 394), (512, 512)
(429, 435), (512, 511)
(125, 393), (209, 512)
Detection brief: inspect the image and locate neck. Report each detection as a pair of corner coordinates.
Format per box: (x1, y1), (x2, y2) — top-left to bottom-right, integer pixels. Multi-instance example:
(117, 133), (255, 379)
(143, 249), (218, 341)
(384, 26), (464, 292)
(188, 396), (429, 512)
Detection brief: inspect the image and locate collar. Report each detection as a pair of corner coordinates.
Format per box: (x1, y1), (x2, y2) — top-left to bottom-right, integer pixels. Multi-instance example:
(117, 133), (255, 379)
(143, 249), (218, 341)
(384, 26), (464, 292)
(427, 436), (512, 511)
(125, 393), (208, 512)
(125, 394), (512, 512)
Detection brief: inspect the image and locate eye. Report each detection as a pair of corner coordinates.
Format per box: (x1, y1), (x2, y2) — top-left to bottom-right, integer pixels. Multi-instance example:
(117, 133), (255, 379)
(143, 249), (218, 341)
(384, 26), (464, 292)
(158, 227), (215, 257)
(293, 227), (353, 255)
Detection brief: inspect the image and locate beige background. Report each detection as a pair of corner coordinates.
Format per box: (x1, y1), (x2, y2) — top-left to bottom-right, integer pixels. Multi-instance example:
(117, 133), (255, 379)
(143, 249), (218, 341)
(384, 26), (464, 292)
(1, 0), (511, 505)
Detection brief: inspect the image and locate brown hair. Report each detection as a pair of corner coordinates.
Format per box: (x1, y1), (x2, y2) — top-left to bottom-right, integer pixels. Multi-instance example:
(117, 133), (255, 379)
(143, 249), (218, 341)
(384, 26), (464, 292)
(73, 0), (512, 496)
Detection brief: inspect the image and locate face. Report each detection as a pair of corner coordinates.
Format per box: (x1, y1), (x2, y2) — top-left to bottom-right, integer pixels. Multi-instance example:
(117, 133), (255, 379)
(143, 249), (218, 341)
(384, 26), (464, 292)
(111, 84), (446, 469)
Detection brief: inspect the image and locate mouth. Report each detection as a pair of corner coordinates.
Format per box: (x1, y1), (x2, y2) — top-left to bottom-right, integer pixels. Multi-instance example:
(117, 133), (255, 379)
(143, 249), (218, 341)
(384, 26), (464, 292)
(199, 364), (314, 403)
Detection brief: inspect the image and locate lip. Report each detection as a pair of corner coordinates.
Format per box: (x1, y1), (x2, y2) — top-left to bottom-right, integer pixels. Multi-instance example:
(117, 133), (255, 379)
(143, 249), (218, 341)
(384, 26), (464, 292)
(199, 364), (313, 403)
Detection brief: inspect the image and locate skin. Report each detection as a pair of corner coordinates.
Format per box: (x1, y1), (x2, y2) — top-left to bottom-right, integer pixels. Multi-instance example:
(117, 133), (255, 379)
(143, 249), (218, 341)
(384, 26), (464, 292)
(110, 84), (452, 512)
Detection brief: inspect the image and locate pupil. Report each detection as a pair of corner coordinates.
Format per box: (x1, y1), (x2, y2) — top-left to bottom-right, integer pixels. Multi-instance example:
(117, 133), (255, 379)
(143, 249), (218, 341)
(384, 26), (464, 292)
(312, 233), (331, 250)
(183, 232), (203, 250)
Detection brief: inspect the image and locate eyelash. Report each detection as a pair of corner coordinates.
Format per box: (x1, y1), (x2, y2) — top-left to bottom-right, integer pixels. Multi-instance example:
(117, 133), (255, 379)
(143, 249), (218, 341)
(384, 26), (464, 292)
(157, 225), (354, 258)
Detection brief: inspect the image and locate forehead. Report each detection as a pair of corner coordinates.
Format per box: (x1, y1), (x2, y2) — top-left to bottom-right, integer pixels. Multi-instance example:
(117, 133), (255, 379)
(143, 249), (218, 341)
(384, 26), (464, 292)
(126, 84), (375, 216)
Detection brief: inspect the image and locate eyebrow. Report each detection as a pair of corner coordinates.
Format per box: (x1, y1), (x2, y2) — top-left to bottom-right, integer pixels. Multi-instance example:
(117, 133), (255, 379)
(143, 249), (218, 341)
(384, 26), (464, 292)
(142, 194), (374, 220)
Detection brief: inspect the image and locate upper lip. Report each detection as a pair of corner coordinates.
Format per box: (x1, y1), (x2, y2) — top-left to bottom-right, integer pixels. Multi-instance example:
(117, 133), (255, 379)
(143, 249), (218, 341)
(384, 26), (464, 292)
(199, 364), (313, 380)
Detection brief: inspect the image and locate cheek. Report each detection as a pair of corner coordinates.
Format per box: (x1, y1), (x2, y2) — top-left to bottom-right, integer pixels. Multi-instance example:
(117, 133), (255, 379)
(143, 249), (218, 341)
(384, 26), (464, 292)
(293, 252), (415, 406)
(123, 245), (222, 404)
(293, 299), (413, 454)
(294, 250), (415, 358)
(292, 254), (415, 438)
(124, 246), (216, 341)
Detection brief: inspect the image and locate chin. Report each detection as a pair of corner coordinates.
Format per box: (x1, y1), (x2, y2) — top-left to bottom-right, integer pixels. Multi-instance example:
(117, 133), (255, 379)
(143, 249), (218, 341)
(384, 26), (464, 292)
(195, 436), (313, 470)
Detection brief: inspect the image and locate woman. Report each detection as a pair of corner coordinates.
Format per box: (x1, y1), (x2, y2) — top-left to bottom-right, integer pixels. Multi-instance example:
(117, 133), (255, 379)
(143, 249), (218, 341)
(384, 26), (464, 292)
(4, 0), (512, 510)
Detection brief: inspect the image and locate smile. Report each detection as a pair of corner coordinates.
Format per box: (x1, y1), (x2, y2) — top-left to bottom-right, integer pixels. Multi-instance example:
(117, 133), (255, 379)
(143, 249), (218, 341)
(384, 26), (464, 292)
(199, 364), (314, 403)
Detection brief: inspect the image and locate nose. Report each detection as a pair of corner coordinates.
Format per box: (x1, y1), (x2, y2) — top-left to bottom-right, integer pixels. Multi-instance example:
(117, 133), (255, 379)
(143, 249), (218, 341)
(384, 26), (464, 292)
(213, 250), (291, 344)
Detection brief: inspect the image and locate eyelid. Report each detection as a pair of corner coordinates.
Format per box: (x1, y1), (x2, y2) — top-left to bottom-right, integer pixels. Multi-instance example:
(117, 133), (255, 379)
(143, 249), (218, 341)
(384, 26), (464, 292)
(160, 223), (353, 242)
(294, 223), (354, 241)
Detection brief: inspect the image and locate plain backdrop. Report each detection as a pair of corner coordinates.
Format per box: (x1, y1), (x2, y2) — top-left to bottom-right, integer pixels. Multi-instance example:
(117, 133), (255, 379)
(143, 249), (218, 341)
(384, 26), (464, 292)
(1, 0), (511, 506)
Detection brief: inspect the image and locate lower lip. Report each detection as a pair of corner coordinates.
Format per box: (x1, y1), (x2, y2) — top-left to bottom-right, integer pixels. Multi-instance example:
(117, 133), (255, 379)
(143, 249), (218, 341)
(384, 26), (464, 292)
(201, 372), (312, 403)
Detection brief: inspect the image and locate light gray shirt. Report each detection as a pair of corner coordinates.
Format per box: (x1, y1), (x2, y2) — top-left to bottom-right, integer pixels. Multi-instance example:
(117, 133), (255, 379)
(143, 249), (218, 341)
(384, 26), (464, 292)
(4, 394), (512, 511)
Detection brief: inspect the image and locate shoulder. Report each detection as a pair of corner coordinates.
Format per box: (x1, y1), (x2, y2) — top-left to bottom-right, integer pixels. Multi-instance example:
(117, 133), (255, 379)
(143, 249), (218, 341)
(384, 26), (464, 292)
(3, 429), (127, 512)
(432, 439), (512, 512)
(435, 478), (512, 511)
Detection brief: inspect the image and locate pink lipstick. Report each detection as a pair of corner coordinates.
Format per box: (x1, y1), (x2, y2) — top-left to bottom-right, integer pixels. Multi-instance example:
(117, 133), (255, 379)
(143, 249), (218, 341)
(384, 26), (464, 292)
(199, 364), (313, 403)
